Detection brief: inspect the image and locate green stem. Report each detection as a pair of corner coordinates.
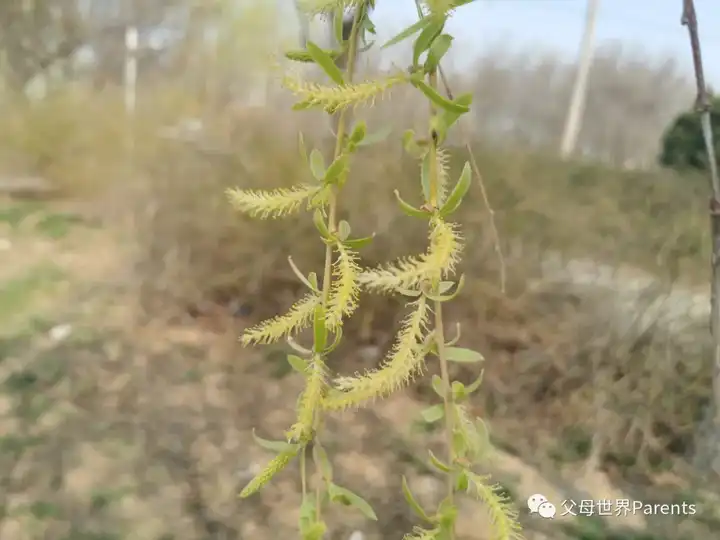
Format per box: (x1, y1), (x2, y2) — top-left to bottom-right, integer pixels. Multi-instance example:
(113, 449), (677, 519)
(312, 1), (366, 524)
(427, 66), (456, 539)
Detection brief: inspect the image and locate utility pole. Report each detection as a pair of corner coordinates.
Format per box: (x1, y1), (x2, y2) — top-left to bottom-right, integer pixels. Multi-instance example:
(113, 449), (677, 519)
(560, 0), (600, 158)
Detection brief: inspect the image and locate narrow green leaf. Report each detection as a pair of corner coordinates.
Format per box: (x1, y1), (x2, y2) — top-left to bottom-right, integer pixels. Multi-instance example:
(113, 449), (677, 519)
(308, 272), (319, 290)
(323, 327), (343, 354)
(328, 484), (378, 520)
(287, 336), (313, 356)
(333, 8), (345, 45)
(313, 442), (333, 483)
(381, 17), (432, 49)
(412, 17), (445, 67)
(288, 256), (319, 292)
(402, 476), (433, 522)
(252, 429), (298, 452)
(287, 354), (309, 375)
(439, 93), (472, 129)
(438, 281), (454, 294)
(306, 40), (345, 85)
(348, 121), (367, 146)
(425, 34), (453, 73)
(445, 347), (484, 363)
(298, 132), (309, 166)
(428, 449), (452, 473)
(455, 470), (469, 492)
(309, 149), (326, 181)
(451, 381), (467, 402)
(411, 77), (470, 113)
(445, 321), (462, 346)
(465, 370), (484, 394)
(286, 49), (341, 63)
(397, 287), (423, 298)
(439, 162), (471, 217)
(425, 274), (466, 303)
(431, 374), (445, 398)
(394, 189), (431, 218)
(338, 220), (351, 241)
(421, 151), (432, 203)
(356, 125), (392, 147)
(313, 210), (332, 239)
(313, 305), (328, 352)
(344, 234), (375, 249)
(420, 404), (445, 423)
(324, 154), (348, 186)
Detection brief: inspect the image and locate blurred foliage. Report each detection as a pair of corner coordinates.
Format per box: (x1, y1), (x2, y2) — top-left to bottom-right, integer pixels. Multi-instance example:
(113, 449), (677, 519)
(658, 95), (720, 172)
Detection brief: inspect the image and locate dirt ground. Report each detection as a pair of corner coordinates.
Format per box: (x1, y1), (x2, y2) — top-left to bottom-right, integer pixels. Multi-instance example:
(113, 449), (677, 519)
(0, 198), (717, 540)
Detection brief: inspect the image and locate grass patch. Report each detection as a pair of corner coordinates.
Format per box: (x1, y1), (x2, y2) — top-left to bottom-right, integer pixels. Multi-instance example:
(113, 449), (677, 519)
(0, 263), (66, 323)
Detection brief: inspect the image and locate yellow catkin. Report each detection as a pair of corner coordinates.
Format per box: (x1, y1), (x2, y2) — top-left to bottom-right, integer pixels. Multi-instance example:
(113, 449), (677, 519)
(359, 219), (462, 293)
(241, 293), (321, 345)
(323, 296), (428, 410)
(325, 242), (361, 329)
(239, 448), (298, 498)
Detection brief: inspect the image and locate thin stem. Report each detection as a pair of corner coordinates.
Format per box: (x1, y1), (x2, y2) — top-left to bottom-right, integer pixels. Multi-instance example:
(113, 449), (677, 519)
(312, 1), (366, 523)
(427, 64), (457, 540)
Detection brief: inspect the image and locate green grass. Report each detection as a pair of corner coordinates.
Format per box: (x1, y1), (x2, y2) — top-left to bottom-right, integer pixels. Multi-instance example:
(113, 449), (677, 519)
(0, 263), (66, 323)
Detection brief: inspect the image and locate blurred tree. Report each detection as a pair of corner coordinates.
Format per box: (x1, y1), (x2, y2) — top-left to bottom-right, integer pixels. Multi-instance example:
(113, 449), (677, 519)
(659, 93), (720, 172)
(0, 0), (84, 92)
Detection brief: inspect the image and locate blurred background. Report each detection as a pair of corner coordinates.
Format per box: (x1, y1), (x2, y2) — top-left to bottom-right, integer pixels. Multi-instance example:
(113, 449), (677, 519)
(1, 0), (720, 539)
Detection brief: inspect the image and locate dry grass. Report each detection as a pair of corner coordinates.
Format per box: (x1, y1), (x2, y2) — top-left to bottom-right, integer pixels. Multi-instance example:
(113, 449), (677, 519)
(0, 46), (717, 539)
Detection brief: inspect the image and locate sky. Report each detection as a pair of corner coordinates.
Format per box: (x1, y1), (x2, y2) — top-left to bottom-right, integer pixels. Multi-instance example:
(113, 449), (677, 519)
(359, 0), (720, 88)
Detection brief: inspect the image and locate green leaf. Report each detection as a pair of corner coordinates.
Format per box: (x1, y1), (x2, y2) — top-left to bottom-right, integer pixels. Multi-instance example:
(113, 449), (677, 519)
(425, 274), (466, 302)
(412, 17), (445, 67)
(439, 93), (472, 129)
(338, 220), (351, 241)
(328, 484), (378, 520)
(252, 429), (298, 452)
(439, 162), (471, 217)
(445, 347), (484, 363)
(421, 151), (432, 203)
(286, 49), (341, 63)
(344, 234), (375, 249)
(309, 149), (326, 181)
(324, 154), (348, 186)
(394, 189), (431, 218)
(397, 287), (423, 298)
(436, 495), (459, 530)
(431, 374), (445, 398)
(313, 305), (328, 352)
(420, 404), (445, 423)
(425, 34), (453, 73)
(323, 326), (343, 355)
(308, 272), (319, 290)
(287, 337), (313, 356)
(287, 354), (309, 374)
(333, 8), (345, 45)
(348, 121), (367, 146)
(451, 381), (467, 401)
(313, 442), (333, 483)
(381, 17), (433, 49)
(306, 40), (345, 85)
(466, 370), (484, 394)
(288, 256), (319, 292)
(428, 449), (452, 473)
(402, 476), (433, 522)
(445, 321), (462, 346)
(313, 210), (332, 240)
(356, 125), (392, 147)
(411, 77), (470, 113)
(455, 470), (469, 492)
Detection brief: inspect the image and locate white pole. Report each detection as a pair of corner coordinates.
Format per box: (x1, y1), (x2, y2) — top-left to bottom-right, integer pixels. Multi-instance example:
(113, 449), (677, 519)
(124, 26), (138, 117)
(560, 0), (600, 158)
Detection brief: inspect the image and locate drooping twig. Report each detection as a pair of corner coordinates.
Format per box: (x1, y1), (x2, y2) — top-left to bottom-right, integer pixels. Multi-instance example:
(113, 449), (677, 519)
(681, 0), (720, 446)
